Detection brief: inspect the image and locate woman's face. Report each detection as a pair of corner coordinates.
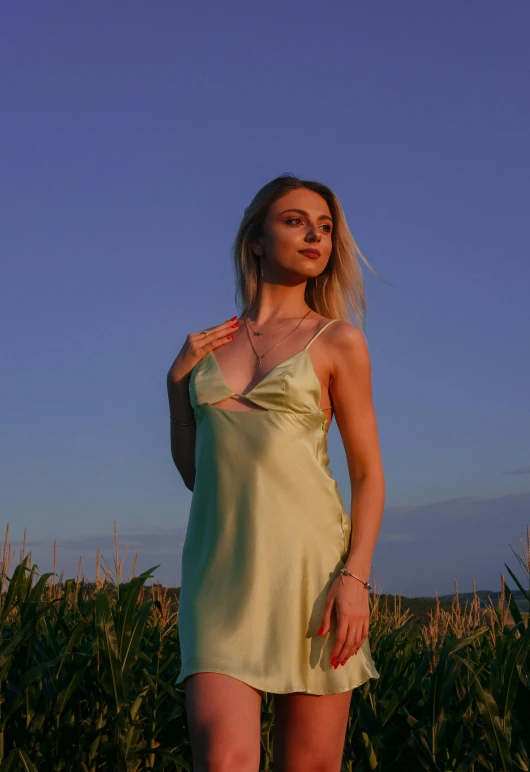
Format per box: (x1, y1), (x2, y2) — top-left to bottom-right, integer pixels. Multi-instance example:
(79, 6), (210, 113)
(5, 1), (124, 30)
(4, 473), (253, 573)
(254, 188), (334, 282)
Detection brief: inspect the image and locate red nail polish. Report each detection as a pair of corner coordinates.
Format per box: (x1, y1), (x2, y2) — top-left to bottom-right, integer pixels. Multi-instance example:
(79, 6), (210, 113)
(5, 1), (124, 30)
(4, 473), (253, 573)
(330, 657), (336, 665)
(231, 322), (239, 327)
(226, 334), (233, 340)
(317, 626), (324, 636)
(230, 315), (237, 320)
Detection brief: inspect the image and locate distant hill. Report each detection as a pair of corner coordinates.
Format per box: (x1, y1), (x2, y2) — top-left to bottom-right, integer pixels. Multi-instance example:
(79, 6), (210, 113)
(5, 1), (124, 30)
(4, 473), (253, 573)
(421, 588), (528, 609)
(396, 588), (529, 625)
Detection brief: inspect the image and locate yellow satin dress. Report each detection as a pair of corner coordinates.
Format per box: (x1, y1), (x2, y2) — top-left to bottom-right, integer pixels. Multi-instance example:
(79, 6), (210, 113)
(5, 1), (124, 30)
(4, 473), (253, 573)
(175, 319), (380, 695)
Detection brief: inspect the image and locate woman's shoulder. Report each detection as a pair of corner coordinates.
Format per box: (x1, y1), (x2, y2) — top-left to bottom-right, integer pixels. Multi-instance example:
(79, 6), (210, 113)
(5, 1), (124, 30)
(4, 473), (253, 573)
(306, 316), (367, 360)
(322, 318), (368, 353)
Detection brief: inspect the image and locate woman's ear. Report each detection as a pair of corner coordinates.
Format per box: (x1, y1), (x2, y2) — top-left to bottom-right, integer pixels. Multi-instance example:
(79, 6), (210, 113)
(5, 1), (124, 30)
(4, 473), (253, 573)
(251, 233), (264, 256)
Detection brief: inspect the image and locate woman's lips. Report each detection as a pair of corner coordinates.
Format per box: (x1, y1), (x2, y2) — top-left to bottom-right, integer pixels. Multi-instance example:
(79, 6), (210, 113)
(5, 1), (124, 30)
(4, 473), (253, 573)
(299, 249), (321, 259)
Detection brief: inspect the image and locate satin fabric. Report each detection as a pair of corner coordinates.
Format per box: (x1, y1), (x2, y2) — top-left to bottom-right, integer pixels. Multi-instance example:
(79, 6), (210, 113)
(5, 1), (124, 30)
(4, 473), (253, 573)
(175, 319), (380, 695)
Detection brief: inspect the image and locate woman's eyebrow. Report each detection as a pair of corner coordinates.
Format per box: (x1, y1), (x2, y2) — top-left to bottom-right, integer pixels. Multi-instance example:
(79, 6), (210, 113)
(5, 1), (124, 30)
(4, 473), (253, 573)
(277, 208), (333, 223)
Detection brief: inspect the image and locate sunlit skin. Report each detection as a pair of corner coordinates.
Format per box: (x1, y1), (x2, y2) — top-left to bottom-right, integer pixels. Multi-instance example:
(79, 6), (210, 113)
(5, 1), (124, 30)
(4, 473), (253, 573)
(207, 188), (337, 419)
(169, 187), (385, 770)
(255, 188), (334, 288)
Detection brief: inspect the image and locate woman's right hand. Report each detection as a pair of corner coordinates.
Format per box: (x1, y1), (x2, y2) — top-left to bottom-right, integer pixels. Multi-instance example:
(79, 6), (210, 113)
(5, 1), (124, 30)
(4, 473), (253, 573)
(167, 315), (239, 385)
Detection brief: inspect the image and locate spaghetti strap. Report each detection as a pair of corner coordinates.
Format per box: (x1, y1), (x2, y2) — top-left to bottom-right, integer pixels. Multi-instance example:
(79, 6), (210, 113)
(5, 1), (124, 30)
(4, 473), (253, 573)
(304, 319), (339, 350)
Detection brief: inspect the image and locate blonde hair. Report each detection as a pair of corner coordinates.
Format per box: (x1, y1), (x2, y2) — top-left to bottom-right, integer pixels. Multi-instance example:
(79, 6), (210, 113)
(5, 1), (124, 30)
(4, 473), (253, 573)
(230, 173), (386, 333)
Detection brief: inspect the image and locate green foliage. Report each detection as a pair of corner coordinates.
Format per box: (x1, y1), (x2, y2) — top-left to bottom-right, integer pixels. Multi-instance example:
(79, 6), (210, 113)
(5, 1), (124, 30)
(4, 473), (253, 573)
(1, 543), (529, 770)
(0, 556), (189, 770)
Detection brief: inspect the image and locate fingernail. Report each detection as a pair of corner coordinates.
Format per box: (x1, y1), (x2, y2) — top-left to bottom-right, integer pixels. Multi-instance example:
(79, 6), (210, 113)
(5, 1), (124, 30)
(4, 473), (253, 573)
(317, 626), (324, 636)
(333, 662), (339, 669)
(226, 334), (233, 340)
(231, 322), (239, 327)
(230, 316), (237, 320)
(341, 660), (347, 666)
(330, 657), (337, 665)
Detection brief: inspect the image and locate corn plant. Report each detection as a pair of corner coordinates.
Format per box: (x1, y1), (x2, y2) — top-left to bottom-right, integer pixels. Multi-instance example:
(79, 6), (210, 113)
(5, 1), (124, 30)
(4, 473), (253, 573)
(0, 521), (529, 771)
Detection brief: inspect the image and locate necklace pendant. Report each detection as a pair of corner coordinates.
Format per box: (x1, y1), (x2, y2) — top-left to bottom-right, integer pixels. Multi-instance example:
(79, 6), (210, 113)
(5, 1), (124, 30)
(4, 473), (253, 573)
(253, 331), (263, 336)
(256, 356), (263, 369)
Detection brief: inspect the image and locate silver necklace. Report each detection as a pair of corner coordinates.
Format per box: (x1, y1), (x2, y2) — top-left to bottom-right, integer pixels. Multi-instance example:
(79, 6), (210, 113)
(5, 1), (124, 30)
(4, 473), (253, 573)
(244, 309), (312, 371)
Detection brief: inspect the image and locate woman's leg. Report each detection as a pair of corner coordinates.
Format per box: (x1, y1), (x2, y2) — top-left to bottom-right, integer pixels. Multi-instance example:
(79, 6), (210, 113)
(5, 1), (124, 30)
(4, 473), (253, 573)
(272, 690), (353, 772)
(184, 672), (263, 772)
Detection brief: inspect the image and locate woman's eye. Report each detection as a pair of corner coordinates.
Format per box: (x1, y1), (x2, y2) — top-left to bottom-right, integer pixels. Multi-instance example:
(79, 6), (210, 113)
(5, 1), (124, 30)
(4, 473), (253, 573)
(285, 217), (332, 233)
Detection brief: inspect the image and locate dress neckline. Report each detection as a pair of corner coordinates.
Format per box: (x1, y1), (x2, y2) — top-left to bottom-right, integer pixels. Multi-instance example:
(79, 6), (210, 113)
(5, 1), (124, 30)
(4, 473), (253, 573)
(207, 348), (310, 399)
(207, 319), (338, 399)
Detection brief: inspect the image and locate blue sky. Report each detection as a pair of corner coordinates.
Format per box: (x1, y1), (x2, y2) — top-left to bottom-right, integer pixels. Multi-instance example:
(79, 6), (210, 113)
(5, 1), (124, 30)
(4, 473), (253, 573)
(2, 2), (529, 597)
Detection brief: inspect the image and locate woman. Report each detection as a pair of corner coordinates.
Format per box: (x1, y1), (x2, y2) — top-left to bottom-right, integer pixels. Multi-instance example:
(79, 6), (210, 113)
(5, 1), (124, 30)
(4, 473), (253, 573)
(167, 174), (386, 771)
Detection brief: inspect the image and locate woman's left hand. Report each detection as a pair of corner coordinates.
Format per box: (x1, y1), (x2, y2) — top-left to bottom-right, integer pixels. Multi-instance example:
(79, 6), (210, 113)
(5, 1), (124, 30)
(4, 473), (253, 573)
(317, 572), (370, 667)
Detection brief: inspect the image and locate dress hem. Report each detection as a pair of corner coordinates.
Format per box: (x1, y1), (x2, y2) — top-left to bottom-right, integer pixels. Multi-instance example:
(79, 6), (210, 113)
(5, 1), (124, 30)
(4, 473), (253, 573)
(174, 666), (380, 697)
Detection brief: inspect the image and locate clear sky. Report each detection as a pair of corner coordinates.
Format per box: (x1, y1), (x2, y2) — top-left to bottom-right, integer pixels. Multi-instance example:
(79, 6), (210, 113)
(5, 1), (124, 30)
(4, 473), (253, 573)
(2, 1), (529, 597)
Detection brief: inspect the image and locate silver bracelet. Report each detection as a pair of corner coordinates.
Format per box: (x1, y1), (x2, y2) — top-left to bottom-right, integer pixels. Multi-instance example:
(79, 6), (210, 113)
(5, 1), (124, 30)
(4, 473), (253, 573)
(170, 416), (195, 426)
(340, 569), (371, 590)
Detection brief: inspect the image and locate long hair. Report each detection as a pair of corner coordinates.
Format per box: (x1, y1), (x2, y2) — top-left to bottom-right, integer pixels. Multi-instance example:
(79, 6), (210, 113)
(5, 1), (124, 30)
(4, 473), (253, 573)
(231, 173), (386, 332)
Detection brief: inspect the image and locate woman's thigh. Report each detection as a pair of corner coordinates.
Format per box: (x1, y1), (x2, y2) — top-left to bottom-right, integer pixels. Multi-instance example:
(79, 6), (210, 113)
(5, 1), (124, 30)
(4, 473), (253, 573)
(273, 690), (353, 772)
(184, 672), (263, 772)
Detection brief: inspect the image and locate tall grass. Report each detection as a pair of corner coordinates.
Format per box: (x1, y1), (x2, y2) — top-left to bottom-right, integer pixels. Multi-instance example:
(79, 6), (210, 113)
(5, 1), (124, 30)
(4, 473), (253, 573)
(1, 522), (529, 771)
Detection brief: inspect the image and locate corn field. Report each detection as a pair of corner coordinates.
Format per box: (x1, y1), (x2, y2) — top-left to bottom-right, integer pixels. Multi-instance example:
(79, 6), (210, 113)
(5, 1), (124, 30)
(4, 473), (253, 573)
(1, 522), (529, 771)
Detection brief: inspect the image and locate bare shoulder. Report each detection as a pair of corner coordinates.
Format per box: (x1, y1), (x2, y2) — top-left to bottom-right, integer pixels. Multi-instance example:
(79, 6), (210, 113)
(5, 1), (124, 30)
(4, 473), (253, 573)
(325, 320), (370, 375)
(326, 319), (367, 348)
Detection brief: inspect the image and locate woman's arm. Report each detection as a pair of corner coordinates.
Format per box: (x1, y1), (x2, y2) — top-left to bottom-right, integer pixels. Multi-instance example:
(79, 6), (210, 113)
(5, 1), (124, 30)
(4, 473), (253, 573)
(167, 372), (196, 492)
(330, 324), (386, 582)
(165, 315), (239, 492)
(316, 323), (385, 666)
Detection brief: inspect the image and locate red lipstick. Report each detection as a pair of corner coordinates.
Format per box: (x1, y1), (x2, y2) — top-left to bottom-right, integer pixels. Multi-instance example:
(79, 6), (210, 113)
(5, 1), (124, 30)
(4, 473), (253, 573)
(299, 249), (321, 258)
